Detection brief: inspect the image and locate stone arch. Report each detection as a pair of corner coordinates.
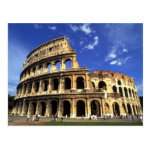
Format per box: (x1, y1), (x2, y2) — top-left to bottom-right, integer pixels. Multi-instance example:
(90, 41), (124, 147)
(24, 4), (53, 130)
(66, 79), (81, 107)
(129, 88), (132, 97)
(24, 101), (29, 115)
(43, 80), (49, 91)
(35, 81), (39, 92)
(47, 63), (51, 72)
(53, 78), (59, 90)
(132, 89), (135, 98)
(39, 65), (43, 74)
(127, 104), (132, 115)
(113, 86), (117, 93)
(63, 101), (70, 117)
(64, 77), (71, 90)
(118, 80), (121, 85)
(55, 61), (61, 70)
(119, 87), (123, 97)
(33, 67), (36, 75)
(98, 81), (106, 90)
(76, 77), (84, 89)
(39, 101), (46, 116)
(91, 81), (95, 89)
(77, 100), (85, 116)
(31, 102), (37, 115)
(91, 100), (101, 116)
(65, 59), (72, 69)
(112, 102), (120, 116)
(124, 87), (128, 98)
(51, 100), (57, 115)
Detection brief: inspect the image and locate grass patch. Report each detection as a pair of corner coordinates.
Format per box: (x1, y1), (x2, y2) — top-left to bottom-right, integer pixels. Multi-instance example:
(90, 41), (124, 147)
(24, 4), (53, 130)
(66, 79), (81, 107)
(43, 121), (143, 126)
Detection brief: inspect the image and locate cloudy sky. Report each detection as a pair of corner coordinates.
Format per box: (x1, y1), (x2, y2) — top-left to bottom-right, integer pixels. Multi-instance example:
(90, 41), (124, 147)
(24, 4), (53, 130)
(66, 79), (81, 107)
(8, 23), (143, 96)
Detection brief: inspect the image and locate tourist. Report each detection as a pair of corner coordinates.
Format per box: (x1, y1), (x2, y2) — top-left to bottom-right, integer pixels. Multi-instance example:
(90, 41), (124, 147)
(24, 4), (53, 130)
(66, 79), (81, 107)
(61, 117), (63, 121)
(26, 115), (30, 122)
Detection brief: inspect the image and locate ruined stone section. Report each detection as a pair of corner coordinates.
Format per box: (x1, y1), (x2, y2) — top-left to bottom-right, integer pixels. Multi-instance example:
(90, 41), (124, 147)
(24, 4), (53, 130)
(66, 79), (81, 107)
(12, 37), (143, 118)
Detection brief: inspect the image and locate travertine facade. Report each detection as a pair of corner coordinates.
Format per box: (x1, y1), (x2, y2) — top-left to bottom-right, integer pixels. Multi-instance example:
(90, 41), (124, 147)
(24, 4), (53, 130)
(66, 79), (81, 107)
(12, 37), (142, 118)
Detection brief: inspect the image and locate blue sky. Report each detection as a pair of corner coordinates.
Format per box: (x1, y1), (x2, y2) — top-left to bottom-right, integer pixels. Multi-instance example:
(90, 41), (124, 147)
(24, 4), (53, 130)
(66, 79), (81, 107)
(8, 23), (143, 96)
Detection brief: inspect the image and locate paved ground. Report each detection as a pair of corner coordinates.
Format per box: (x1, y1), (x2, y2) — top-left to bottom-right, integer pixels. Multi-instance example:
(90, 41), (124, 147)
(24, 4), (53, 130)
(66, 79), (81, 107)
(8, 115), (142, 126)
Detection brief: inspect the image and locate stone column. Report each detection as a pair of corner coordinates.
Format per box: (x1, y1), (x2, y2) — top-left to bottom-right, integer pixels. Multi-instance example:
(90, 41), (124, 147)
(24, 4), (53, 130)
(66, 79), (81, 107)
(71, 99), (76, 118)
(58, 76), (64, 93)
(27, 101), (32, 116)
(48, 78), (52, 92)
(31, 81), (35, 94)
(85, 73), (90, 91)
(39, 80), (43, 93)
(119, 102), (124, 116)
(102, 99), (106, 117)
(57, 99), (62, 117)
(35, 100), (40, 115)
(71, 74), (76, 91)
(46, 100), (51, 116)
(72, 56), (76, 68)
(87, 99), (91, 117)
(51, 61), (56, 71)
(21, 100), (26, 115)
(109, 103), (114, 118)
(61, 58), (65, 70)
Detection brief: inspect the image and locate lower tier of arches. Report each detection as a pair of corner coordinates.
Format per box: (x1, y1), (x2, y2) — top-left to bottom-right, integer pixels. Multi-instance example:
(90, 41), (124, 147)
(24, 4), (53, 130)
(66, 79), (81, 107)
(11, 98), (143, 118)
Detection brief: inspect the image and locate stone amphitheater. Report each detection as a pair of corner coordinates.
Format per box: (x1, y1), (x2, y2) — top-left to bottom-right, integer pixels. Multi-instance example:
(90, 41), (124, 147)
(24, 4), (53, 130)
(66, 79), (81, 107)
(11, 37), (142, 118)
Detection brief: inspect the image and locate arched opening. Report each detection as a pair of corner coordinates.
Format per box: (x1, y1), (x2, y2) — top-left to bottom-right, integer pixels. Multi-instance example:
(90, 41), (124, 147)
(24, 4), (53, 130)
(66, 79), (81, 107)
(56, 61), (61, 70)
(24, 84), (27, 94)
(132, 105), (136, 115)
(33, 67), (36, 75)
(53, 78), (59, 90)
(113, 86), (117, 92)
(51, 101), (57, 115)
(43, 80), (48, 91)
(25, 102), (29, 115)
(28, 83), (32, 93)
(47, 63), (51, 72)
(91, 100), (101, 116)
(129, 89), (132, 97)
(122, 103), (127, 113)
(98, 81), (106, 90)
(28, 70), (30, 77)
(65, 78), (71, 90)
(119, 87), (123, 97)
(124, 87), (128, 98)
(132, 89), (135, 98)
(39, 65), (43, 74)
(118, 80), (121, 85)
(65, 59), (72, 69)
(63, 101), (70, 117)
(113, 102), (120, 116)
(77, 100), (85, 116)
(76, 77), (84, 89)
(40, 102), (46, 116)
(127, 104), (132, 115)
(35, 82), (39, 92)
(31, 102), (37, 115)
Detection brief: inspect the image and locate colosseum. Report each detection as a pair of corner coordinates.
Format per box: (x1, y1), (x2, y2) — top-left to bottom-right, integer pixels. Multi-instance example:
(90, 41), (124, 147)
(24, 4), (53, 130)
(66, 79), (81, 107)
(11, 37), (143, 118)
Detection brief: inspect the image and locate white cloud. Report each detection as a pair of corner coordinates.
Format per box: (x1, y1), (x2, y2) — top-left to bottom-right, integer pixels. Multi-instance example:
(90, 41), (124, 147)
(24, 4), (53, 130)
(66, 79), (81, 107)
(105, 45), (118, 61)
(80, 23), (92, 35)
(110, 57), (131, 66)
(48, 26), (56, 30)
(123, 48), (128, 53)
(33, 24), (42, 29)
(70, 24), (79, 32)
(85, 36), (99, 49)
(70, 23), (93, 35)
(110, 60), (118, 65)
